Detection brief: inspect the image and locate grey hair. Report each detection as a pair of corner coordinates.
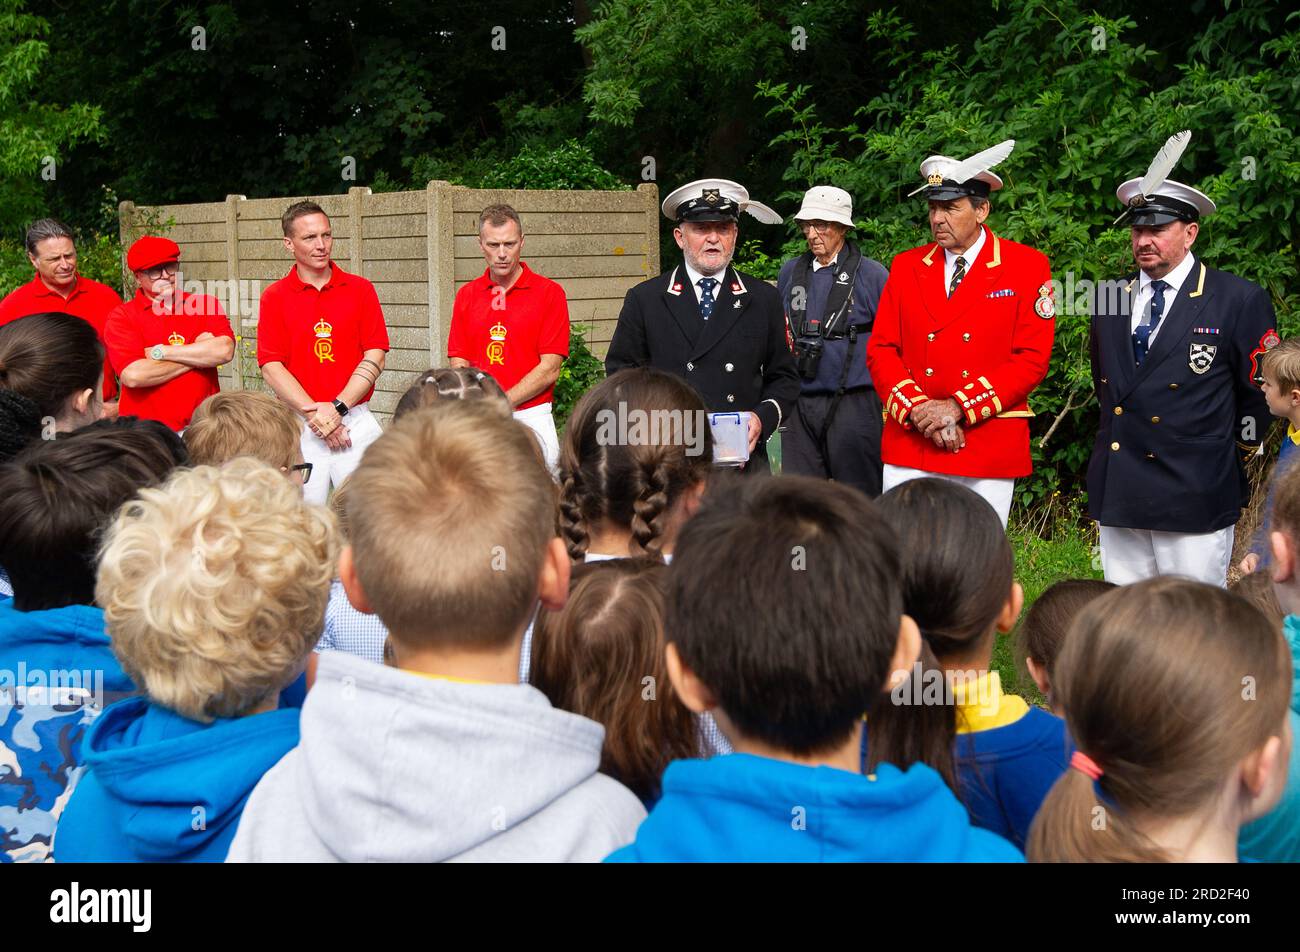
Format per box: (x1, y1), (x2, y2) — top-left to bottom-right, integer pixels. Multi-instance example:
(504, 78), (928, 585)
(968, 196), (990, 212)
(25, 219), (74, 256)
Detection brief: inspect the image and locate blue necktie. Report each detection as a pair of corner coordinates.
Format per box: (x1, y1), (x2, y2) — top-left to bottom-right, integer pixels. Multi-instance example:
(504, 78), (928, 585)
(1133, 279), (1168, 365)
(698, 277), (718, 320)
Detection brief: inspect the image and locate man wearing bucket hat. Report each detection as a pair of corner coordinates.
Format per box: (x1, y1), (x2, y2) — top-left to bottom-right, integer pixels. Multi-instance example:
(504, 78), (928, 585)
(866, 141), (1054, 525)
(103, 235), (235, 432)
(606, 178), (799, 475)
(776, 186), (889, 495)
(1087, 131), (1276, 586)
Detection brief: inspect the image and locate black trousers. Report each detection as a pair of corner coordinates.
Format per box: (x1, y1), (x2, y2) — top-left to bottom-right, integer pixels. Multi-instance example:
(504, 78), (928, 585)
(782, 387), (883, 497)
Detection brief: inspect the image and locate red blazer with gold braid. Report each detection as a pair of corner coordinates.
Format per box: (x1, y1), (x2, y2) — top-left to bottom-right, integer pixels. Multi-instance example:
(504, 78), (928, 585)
(866, 226), (1054, 479)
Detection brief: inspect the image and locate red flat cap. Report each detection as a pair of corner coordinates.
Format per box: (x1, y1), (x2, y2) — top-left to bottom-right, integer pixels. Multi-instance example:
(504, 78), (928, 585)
(126, 236), (181, 272)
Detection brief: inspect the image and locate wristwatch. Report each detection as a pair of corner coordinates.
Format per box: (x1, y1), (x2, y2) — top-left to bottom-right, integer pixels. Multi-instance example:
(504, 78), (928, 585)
(148, 345), (165, 361)
(332, 399), (350, 417)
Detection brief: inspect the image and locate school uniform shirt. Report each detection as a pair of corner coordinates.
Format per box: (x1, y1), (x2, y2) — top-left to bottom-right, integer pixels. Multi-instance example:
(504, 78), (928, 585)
(606, 753), (1022, 862)
(447, 262), (570, 410)
(0, 274), (122, 401)
(256, 263), (390, 405)
(866, 226), (1055, 478)
(949, 670), (1071, 850)
(104, 290), (234, 431)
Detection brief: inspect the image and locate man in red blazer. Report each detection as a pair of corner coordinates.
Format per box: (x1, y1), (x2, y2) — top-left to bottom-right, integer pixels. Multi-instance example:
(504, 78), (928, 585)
(866, 142), (1054, 525)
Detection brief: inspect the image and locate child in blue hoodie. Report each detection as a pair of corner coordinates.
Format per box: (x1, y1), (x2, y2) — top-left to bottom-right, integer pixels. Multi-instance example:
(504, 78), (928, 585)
(607, 475), (1022, 862)
(0, 418), (187, 862)
(53, 457), (338, 862)
(868, 479), (1072, 850)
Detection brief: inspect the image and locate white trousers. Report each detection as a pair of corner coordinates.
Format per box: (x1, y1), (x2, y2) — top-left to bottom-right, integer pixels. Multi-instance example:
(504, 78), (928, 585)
(1098, 524), (1234, 588)
(514, 402), (560, 475)
(300, 402), (383, 505)
(882, 463), (1015, 528)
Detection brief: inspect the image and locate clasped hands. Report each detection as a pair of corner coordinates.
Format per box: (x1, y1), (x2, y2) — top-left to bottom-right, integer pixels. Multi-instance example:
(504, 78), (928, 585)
(304, 402), (351, 450)
(909, 398), (965, 453)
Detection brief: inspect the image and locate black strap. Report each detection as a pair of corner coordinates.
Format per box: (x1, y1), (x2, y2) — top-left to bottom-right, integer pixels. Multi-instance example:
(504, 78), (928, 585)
(789, 241), (864, 339)
(818, 325), (859, 476)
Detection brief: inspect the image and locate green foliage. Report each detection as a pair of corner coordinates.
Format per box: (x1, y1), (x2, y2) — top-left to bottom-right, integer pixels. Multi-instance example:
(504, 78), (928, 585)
(553, 324), (606, 433)
(478, 140), (630, 191)
(0, 0), (102, 234)
(756, 0), (1300, 519)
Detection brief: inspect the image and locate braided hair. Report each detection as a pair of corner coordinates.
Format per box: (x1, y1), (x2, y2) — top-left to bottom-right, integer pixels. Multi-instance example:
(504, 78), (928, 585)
(558, 368), (713, 561)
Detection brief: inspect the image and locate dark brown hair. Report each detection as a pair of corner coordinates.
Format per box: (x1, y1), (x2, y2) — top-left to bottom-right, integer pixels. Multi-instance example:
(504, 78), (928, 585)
(1017, 578), (1116, 698)
(281, 200), (328, 237)
(0, 418), (188, 610)
(478, 203), (522, 235)
(530, 558), (695, 802)
(0, 312), (104, 461)
(393, 367), (511, 422)
(667, 475), (904, 756)
(1229, 569), (1284, 631)
(868, 478), (1016, 789)
(1027, 578), (1290, 862)
(558, 368), (713, 561)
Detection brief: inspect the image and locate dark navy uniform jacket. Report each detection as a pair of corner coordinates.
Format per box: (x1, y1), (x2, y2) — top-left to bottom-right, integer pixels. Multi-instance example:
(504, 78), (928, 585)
(606, 262), (800, 472)
(1087, 257), (1276, 533)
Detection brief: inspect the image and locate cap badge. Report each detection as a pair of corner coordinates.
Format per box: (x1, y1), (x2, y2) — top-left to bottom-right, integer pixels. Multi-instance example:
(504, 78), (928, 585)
(927, 172), (944, 186)
(702, 188), (721, 205)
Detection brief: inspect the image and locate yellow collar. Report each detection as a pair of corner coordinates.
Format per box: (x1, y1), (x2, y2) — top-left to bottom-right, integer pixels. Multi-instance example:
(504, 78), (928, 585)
(1287, 424), (1300, 447)
(406, 670), (490, 686)
(949, 670), (1028, 734)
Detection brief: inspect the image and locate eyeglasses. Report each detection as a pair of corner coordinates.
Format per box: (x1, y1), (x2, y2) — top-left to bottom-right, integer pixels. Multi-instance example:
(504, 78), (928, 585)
(285, 462), (313, 484)
(142, 261), (179, 280)
(799, 221), (835, 234)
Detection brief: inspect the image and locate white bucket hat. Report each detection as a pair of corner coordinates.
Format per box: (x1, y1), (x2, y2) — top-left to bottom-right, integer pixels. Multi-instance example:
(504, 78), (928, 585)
(793, 186), (854, 228)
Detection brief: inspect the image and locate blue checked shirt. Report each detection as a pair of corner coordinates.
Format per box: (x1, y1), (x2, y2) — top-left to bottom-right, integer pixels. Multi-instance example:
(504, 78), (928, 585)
(314, 579), (388, 664)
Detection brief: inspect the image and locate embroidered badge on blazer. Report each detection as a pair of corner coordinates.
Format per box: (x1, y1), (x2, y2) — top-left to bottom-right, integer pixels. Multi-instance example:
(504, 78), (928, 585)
(1189, 341), (1217, 375)
(1033, 283), (1055, 319)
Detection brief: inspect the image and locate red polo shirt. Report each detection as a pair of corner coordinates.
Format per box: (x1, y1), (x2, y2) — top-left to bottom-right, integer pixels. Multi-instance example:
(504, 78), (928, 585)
(256, 263), (390, 404)
(0, 274), (122, 401)
(448, 262), (570, 410)
(104, 290), (234, 431)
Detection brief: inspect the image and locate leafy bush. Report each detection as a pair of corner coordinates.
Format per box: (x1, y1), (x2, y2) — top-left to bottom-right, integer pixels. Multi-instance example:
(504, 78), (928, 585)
(553, 324), (606, 432)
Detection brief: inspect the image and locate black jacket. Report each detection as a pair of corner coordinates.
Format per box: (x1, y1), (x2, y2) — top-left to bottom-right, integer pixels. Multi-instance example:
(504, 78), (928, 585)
(605, 263), (800, 471)
(1087, 258), (1275, 532)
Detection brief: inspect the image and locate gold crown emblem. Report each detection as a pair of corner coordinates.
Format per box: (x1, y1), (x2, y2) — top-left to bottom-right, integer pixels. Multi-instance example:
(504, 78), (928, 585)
(927, 172), (944, 186)
(314, 318), (332, 338)
(489, 321), (507, 342)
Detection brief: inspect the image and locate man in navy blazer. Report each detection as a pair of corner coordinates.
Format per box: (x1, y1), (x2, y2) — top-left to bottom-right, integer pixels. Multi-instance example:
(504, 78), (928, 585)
(606, 179), (799, 475)
(1088, 175), (1276, 585)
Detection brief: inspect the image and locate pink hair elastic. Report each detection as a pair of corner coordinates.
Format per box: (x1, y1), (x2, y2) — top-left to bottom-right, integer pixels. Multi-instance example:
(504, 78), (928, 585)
(1071, 750), (1104, 780)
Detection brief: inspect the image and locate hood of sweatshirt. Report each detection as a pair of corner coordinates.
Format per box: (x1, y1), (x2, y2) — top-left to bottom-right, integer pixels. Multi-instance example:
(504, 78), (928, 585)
(291, 650), (636, 862)
(0, 601), (133, 697)
(607, 753), (1024, 862)
(58, 697), (300, 861)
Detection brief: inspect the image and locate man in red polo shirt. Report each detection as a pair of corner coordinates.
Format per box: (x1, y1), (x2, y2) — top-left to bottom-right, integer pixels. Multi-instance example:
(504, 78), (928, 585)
(104, 236), (235, 432)
(448, 203), (569, 471)
(257, 201), (390, 505)
(0, 219), (122, 411)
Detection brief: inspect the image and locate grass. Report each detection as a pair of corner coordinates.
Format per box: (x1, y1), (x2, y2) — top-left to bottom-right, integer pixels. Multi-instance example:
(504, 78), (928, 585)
(999, 497), (1102, 706)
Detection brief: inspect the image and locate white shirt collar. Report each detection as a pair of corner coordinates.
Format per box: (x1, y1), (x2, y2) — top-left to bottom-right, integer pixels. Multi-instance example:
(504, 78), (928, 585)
(811, 251), (840, 273)
(943, 227), (986, 271)
(682, 259), (729, 304)
(1140, 251), (1196, 293)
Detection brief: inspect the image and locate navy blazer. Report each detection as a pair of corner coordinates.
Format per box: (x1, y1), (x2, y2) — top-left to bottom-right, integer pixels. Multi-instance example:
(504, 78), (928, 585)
(1087, 257), (1275, 533)
(605, 263), (800, 472)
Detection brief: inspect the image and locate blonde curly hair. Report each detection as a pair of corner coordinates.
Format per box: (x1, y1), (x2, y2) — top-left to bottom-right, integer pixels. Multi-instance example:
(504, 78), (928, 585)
(96, 456), (339, 722)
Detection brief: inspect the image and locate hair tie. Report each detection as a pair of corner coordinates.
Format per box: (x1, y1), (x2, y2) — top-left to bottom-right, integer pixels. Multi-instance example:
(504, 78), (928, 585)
(1070, 750), (1104, 780)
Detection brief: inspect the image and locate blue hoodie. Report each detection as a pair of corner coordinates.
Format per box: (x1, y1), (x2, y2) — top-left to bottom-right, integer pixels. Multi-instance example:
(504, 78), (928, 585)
(54, 697), (300, 862)
(0, 601), (134, 863)
(606, 753), (1023, 862)
(1237, 614), (1300, 862)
